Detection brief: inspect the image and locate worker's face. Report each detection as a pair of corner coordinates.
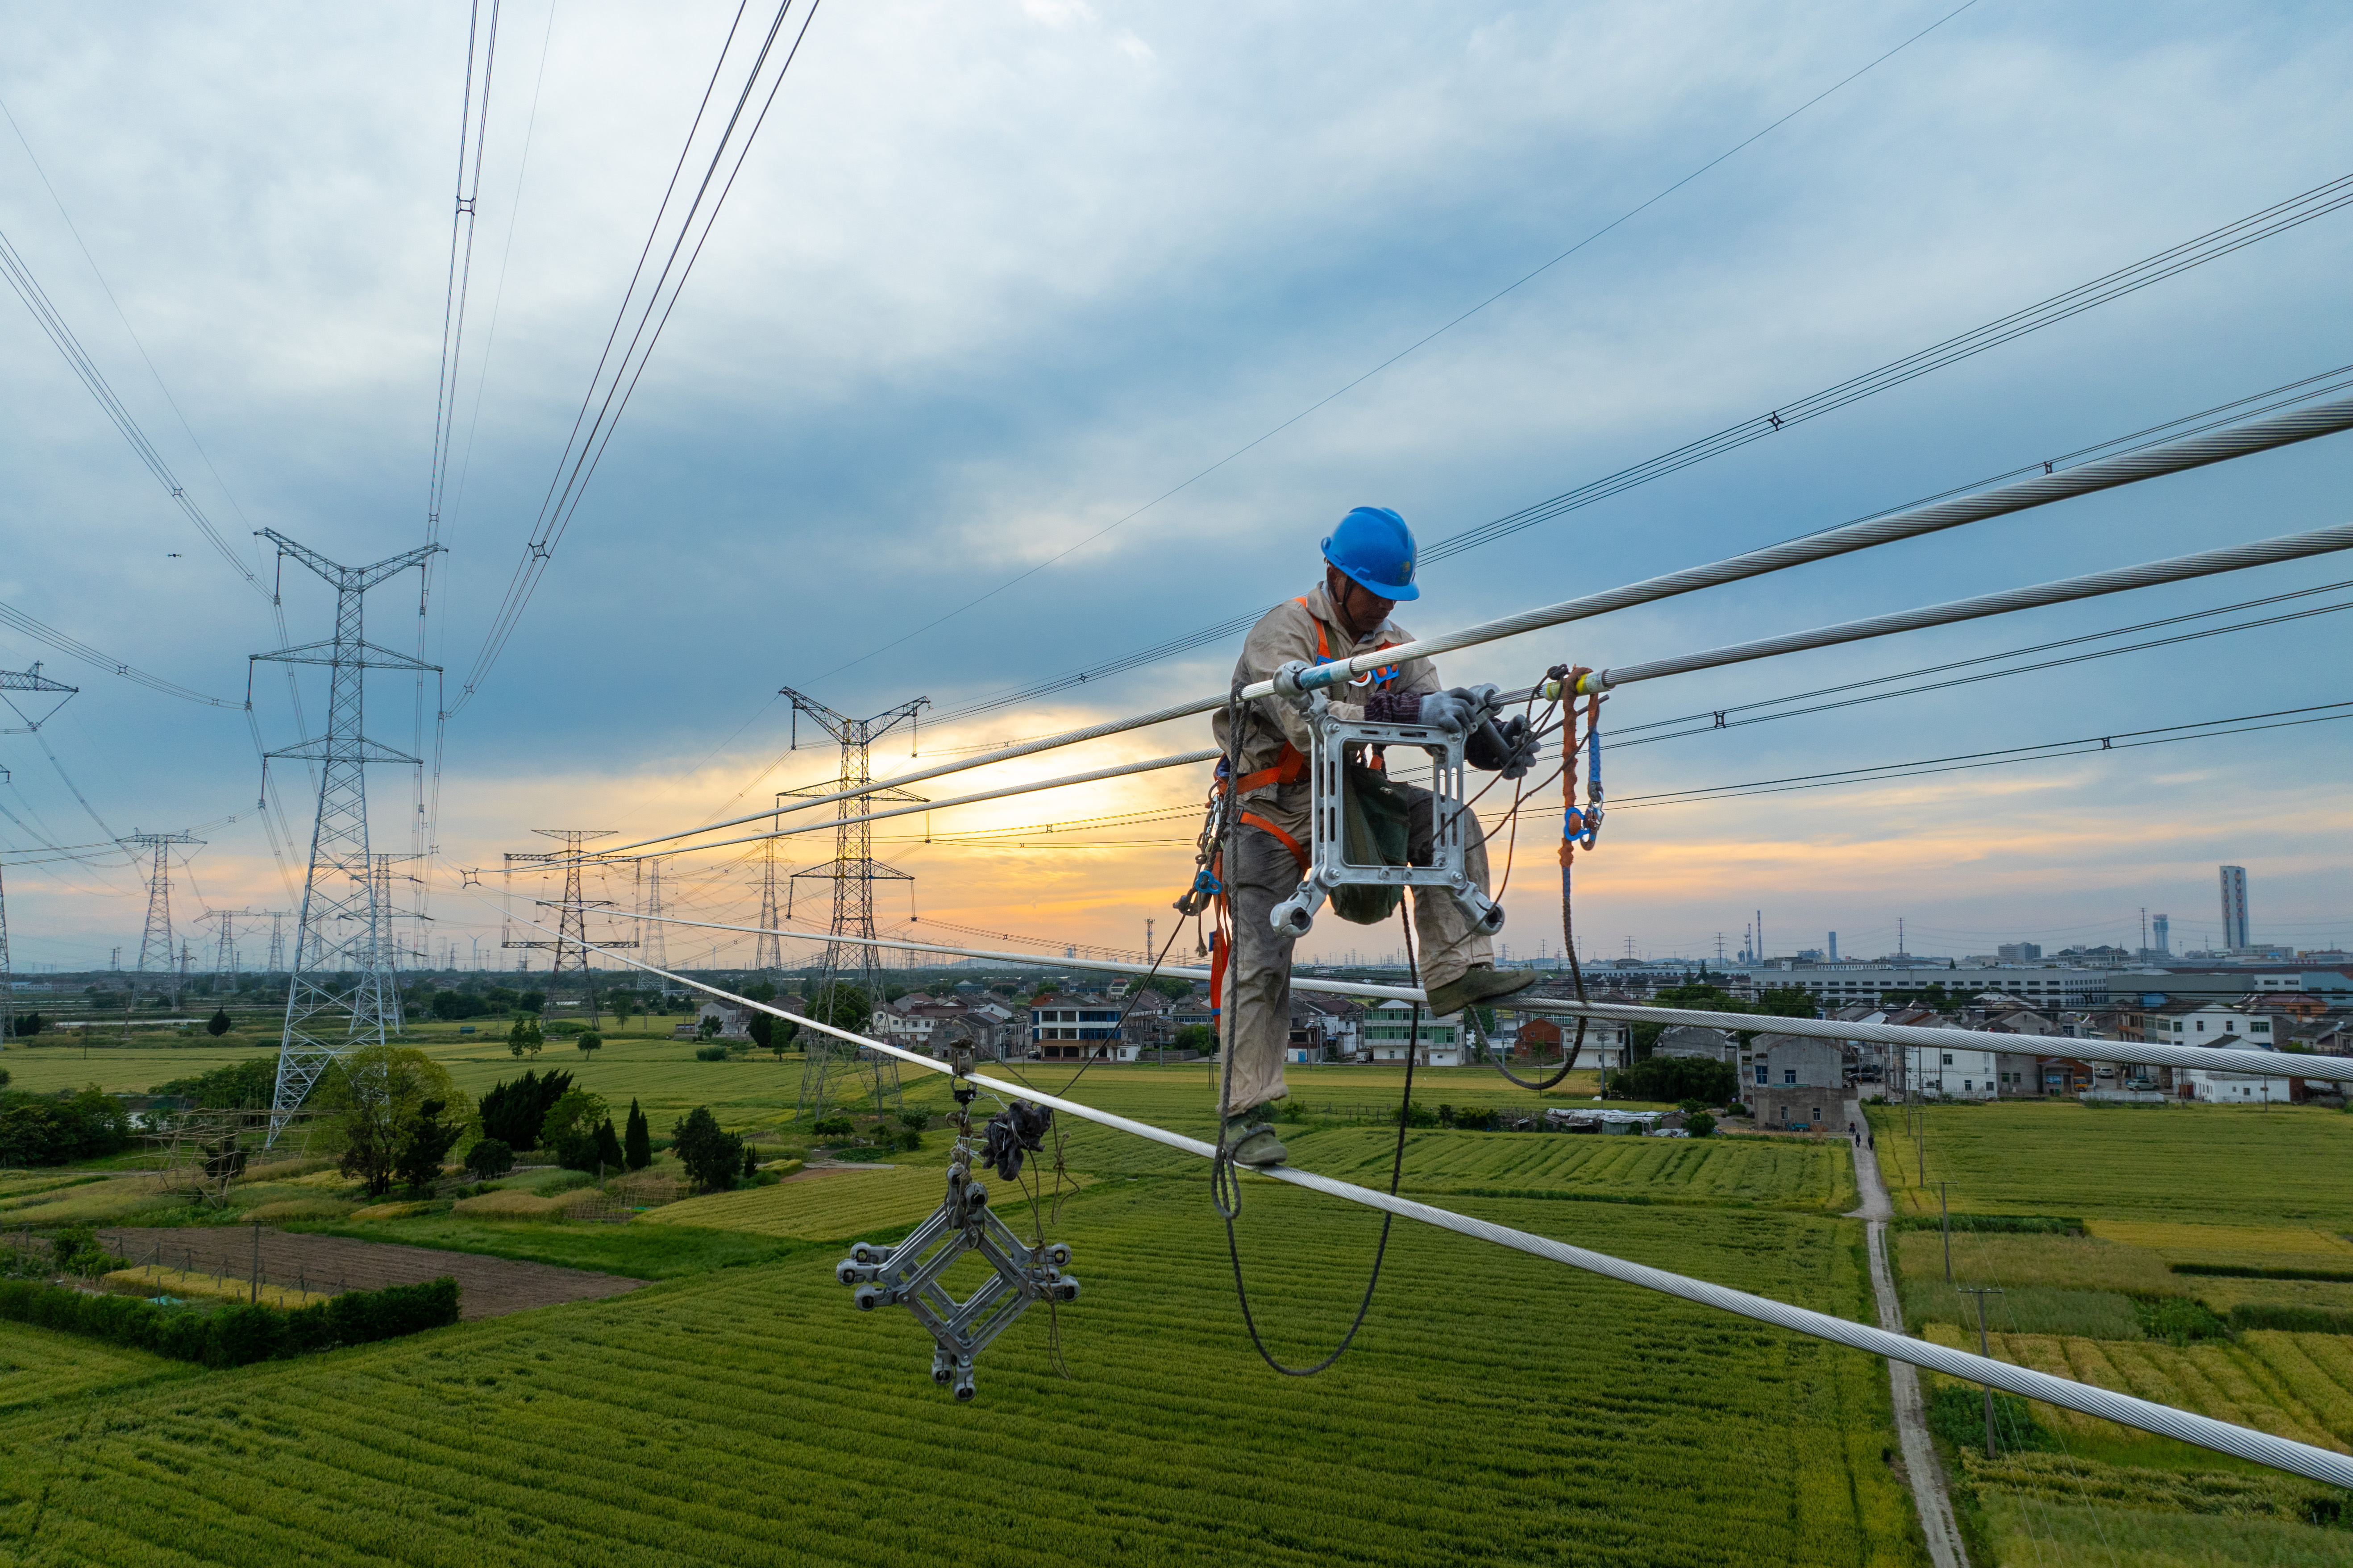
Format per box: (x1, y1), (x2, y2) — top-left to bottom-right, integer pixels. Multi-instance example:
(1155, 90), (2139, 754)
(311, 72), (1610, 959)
(1325, 565), (1394, 639)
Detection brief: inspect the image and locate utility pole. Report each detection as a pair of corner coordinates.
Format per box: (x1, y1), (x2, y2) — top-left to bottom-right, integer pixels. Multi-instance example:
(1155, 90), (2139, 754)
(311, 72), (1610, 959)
(778, 686), (928, 1126)
(250, 529), (442, 1142)
(504, 831), (634, 1026)
(1957, 1286), (2006, 1456)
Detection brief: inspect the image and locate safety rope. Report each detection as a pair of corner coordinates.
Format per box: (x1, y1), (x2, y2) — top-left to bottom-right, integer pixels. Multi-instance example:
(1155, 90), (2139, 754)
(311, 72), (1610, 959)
(1207, 679), (1422, 1375)
(1492, 665), (1599, 1091)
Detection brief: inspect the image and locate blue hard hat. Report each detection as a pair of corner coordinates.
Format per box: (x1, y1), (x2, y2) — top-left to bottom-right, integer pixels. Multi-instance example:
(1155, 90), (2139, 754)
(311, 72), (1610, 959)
(1321, 506), (1418, 601)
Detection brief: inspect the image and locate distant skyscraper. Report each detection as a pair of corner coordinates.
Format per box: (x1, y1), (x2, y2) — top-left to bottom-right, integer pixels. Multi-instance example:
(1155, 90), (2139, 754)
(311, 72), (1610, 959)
(1828, 931), (1838, 963)
(2219, 866), (2249, 950)
(2151, 913), (2170, 957)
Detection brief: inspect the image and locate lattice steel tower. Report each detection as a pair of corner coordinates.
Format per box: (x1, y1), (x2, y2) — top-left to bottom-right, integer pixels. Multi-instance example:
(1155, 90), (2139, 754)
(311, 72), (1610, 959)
(779, 687), (927, 1125)
(503, 830), (635, 1025)
(121, 830), (203, 1010)
(253, 530), (442, 1141)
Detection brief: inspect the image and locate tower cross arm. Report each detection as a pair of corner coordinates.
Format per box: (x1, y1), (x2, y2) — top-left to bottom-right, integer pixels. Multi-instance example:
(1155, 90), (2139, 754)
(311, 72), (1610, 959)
(258, 530), (443, 593)
(249, 639), (442, 673)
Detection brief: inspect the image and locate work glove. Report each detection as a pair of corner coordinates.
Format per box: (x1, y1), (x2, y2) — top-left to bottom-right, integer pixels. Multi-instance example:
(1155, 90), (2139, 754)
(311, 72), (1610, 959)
(1466, 713), (1542, 779)
(983, 1100), (1054, 1183)
(1416, 684), (1501, 733)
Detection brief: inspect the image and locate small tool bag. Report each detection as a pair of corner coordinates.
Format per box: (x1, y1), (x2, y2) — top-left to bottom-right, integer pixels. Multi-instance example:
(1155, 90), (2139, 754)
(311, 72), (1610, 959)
(1332, 757), (1410, 925)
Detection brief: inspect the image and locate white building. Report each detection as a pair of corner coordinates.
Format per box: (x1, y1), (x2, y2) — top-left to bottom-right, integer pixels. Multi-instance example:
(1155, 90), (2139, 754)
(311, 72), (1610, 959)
(1359, 999), (1463, 1066)
(1756, 965), (2107, 1009)
(1896, 1043), (2001, 1100)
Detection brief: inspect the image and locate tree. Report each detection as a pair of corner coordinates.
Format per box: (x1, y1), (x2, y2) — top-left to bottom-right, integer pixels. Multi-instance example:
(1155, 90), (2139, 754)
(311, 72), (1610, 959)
(1685, 1110), (1718, 1138)
(516, 990), (546, 1014)
(577, 1030), (603, 1057)
(393, 1096), (466, 1191)
(748, 1012), (797, 1059)
(431, 990), (490, 1021)
(671, 1106), (743, 1193)
(808, 984), (871, 1037)
(1175, 1023), (1214, 1055)
(623, 1099), (652, 1170)
(148, 1056), (277, 1108)
(1609, 1055), (1738, 1107)
(464, 1138), (515, 1179)
(744, 981), (777, 1004)
(507, 1015), (545, 1058)
(696, 1012), (723, 1040)
(317, 1045), (466, 1197)
(1143, 975), (1194, 1001)
(477, 1069), (574, 1150)
(206, 1007), (233, 1037)
(540, 1086), (611, 1151)
(12, 1012), (40, 1037)
(593, 1117), (625, 1171)
(608, 991), (637, 1033)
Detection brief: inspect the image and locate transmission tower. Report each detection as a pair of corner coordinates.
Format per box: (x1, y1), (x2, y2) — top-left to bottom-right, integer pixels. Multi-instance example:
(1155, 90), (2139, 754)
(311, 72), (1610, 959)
(638, 857), (669, 973)
(121, 830), (203, 1010)
(503, 830), (635, 1025)
(778, 687), (927, 1125)
(252, 530), (442, 1142)
(200, 908), (264, 981)
(753, 836), (784, 972)
(263, 911), (289, 975)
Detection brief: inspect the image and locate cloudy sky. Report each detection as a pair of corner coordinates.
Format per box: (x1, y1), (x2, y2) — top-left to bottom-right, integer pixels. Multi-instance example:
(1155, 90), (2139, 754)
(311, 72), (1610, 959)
(2, 0), (2348, 977)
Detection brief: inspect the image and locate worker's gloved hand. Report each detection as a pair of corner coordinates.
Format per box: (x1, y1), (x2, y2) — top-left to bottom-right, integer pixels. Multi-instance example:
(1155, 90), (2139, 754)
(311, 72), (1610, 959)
(1416, 686), (1501, 733)
(1466, 713), (1542, 778)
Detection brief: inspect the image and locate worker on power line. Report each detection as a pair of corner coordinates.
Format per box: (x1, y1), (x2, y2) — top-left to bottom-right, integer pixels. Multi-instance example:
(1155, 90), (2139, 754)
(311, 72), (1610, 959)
(1212, 506), (1540, 1167)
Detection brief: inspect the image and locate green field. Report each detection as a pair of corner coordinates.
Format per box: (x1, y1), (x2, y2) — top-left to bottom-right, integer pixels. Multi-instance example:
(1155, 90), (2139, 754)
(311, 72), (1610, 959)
(0, 1322), (194, 1413)
(1874, 1098), (2353, 1564)
(0, 1175), (1919, 1566)
(1866, 1099), (2353, 1228)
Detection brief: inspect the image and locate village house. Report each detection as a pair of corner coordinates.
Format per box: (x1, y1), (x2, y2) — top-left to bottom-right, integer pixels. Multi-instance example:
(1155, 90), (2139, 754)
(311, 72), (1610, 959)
(1028, 991), (1140, 1062)
(1746, 1034), (1846, 1128)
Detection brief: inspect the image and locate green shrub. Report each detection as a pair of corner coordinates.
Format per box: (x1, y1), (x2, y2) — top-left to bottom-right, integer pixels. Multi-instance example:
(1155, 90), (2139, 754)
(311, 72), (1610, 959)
(897, 1109), (932, 1132)
(1890, 1214), (2083, 1237)
(1609, 1056), (1738, 1106)
(464, 1138), (515, 1179)
(694, 1045), (728, 1062)
(1684, 1111), (1717, 1139)
(1925, 1382), (2058, 1454)
(2228, 1302), (2353, 1335)
(2137, 1296), (2230, 1344)
(811, 1116), (856, 1137)
(0, 1274), (458, 1366)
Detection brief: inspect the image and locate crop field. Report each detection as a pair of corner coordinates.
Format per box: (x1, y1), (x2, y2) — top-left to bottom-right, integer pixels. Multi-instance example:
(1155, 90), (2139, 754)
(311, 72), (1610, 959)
(1894, 1229), (2183, 1298)
(0, 1321), (192, 1413)
(641, 1166), (989, 1239)
(1865, 1100), (2353, 1228)
(1963, 1456), (2353, 1566)
(1157, 1124), (1858, 1209)
(0, 1174), (1923, 1567)
(1921, 1324), (2353, 1453)
(2084, 1220), (2353, 1273)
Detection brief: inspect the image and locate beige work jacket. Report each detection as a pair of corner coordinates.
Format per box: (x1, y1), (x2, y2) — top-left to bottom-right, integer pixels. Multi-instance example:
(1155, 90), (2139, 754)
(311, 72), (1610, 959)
(1209, 586), (1440, 839)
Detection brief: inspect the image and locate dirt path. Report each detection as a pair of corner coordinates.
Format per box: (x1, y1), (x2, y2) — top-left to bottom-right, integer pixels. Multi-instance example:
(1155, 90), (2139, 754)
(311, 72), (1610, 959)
(1846, 1101), (1967, 1568)
(100, 1227), (642, 1322)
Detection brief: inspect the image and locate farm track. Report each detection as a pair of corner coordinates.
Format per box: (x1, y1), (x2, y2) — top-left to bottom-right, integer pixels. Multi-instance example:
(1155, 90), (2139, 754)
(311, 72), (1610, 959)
(1854, 1109), (1968, 1568)
(96, 1227), (643, 1320)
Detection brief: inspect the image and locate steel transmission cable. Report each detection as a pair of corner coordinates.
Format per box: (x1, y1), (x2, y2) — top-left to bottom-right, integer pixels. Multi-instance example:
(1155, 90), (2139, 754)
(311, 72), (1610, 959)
(414, 0), (506, 916)
(928, 189), (2353, 726)
(449, 0), (825, 718)
(1606, 594), (2353, 751)
(1605, 700), (2353, 808)
(472, 898), (2353, 1490)
(602, 391), (2353, 859)
(807, 0), (1991, 688)
(1608, 573), (2353, 741)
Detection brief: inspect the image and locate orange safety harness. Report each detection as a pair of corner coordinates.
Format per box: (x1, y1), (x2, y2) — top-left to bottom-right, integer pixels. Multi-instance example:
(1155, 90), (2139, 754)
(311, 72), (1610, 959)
(1221, 597), (1402, 871)
(1202, 597), (1402, 1016)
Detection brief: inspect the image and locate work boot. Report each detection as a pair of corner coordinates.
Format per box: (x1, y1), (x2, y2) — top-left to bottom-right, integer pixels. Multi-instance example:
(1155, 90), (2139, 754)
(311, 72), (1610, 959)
(1223, 1121), (1289, 1168)
(1423, 964), (1538, 1018)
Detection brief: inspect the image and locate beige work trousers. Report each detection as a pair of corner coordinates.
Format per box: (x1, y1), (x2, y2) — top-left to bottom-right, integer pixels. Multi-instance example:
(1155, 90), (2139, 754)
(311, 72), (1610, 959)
(1219, 780), (1492, 1117)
